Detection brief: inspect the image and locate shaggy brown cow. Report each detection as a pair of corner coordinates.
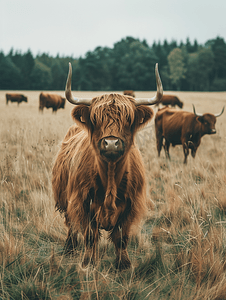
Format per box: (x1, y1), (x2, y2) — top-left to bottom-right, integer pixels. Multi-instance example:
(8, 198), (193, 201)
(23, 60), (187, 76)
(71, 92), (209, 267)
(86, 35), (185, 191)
(155, 105), (224, 164)
(155, 95), (183, 108)
(52, 63), (163, 269)
(123, 90), (135, 98)
(39, 93), (65, 113)
(6, 93), (28, 105)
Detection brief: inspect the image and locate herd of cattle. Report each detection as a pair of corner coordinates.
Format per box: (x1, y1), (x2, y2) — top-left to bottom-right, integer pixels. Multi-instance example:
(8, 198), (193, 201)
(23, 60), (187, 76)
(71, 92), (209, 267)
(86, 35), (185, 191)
(6, 92), (66, 112)
(5, 63), (225, 269)
(5, 87), (224, 166)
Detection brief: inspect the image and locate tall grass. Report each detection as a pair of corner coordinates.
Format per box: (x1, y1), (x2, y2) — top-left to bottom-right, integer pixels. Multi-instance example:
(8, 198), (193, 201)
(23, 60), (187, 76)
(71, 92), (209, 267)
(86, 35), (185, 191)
(0, 91), (226, 299)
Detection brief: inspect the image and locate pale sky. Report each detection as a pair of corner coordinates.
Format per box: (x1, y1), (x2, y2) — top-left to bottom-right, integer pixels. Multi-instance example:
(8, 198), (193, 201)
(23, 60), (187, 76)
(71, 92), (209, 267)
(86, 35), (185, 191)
(1, 0), (226, 58)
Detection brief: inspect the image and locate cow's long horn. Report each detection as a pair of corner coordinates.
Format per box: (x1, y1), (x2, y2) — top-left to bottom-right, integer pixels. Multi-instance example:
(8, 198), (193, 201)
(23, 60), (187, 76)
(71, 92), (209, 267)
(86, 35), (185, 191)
(215, 106), (225, 117)
(65, 62), (92, 105)
(192, 104), (203, 117)
(135, 63), (163, 106)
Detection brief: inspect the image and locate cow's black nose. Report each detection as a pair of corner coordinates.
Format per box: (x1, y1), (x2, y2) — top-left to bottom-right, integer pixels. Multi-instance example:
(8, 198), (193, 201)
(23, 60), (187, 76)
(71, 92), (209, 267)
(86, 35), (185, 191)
(104, 139), (119, 151)
(99, 137), (125, 161)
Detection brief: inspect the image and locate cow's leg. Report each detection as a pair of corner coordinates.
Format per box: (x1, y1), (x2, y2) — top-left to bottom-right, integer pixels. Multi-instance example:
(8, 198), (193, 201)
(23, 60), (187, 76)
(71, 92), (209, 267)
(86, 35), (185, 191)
(64, 227), (78, 253)
(155, 129), (163, 157)
(188, 141), (197, 158)
(82, 220), (99, 267)
(191, 149), (197, 158)
(64, 213), (78, 253)
(164, 140), (171, 160)
(110, 225), (131, 270)
(183, 142), (189, 164)
(157, 135), (163, 157)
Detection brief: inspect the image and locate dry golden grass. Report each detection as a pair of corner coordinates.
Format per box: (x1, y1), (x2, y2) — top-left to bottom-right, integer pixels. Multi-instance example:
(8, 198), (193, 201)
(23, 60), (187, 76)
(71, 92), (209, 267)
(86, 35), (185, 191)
(0, 90), (226, 299)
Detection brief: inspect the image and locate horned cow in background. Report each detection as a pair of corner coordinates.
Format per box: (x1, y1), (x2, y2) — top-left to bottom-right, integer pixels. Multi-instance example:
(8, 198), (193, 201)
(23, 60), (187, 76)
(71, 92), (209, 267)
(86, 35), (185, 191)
(52, 63), (163, 269)
(155, 105), (224, 164)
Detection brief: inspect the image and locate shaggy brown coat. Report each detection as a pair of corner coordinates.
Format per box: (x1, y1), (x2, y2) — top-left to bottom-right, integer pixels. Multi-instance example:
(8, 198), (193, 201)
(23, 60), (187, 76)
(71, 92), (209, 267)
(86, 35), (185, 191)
(155, 106), (223, 164)
(156, 95), (183, 108)
(52, 93), (154, 269)
(39, 92), (65, 113)
(6, 93), (27, 105)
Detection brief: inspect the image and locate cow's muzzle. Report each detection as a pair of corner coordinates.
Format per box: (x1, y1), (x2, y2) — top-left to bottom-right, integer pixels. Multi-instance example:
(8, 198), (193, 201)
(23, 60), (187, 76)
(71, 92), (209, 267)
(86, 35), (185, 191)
(99, 137), (125, 161)
(210, 129), (216, 134)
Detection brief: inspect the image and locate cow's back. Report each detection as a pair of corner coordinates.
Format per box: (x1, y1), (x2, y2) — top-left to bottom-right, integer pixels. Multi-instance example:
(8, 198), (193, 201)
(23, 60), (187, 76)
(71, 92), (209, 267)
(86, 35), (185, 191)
(41, 93), (59, 107)
(40, 93), (64, 111)
(156, 108), (195, 145)
(161, 95), (176, 105)
(6, 93), (23, 103)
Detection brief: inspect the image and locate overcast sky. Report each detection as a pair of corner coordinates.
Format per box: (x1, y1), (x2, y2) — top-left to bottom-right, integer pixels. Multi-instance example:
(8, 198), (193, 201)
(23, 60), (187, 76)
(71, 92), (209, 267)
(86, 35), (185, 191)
(1, 0), (226, 58)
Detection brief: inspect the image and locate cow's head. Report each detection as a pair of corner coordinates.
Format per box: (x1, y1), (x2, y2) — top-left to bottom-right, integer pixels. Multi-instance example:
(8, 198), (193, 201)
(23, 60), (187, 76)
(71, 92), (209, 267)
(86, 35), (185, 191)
(22, 95), (28, 102)
(178, 100), (183, 108)
(65, 63), (163, 163)
(193, 104), (225, 135)
(60, 98), (66, 109)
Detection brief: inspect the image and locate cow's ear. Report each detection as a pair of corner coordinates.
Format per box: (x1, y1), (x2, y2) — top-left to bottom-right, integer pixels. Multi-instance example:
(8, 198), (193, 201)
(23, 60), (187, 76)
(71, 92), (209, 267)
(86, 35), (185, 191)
(197, 116), (204, 124)
(71, 105), (91, 129)
(134, 106), (154, 130)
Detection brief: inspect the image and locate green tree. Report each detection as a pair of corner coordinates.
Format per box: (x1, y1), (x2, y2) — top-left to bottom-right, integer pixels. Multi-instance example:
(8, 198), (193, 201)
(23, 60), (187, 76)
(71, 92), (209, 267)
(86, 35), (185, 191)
(206, 37), (226, 80)
(112, 37), (157, 90)
(160, 65), (171, 90)
(186, 53), (199, 90)
(51, 60), (65, 90)
(197, 47), (214, 90)
(22, 50), (35, 89)
(0, 55), (21, 89)
(187, 47), (214, 91)
(10, 49), (34, 89)
(36, 53), (53, 68)
(30, 60), (52, 90)
(75, 47), (112, 90)
(168, 48), (186, 90)
(152, 41), (168, 67)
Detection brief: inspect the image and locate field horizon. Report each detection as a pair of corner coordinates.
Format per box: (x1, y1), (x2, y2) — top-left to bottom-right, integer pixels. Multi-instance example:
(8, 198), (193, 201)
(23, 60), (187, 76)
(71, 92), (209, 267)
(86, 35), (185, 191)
(1, 90), (226, 299)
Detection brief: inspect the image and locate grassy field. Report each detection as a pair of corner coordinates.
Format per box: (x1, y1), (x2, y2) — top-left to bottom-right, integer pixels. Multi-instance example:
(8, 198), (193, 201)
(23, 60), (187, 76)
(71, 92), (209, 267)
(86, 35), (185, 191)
(0, 90), (226, 299)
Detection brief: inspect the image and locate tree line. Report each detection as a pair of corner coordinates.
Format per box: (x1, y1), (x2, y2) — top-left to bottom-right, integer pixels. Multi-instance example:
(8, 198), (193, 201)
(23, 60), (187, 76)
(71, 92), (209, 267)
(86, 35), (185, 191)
(1, 36), (226, 91)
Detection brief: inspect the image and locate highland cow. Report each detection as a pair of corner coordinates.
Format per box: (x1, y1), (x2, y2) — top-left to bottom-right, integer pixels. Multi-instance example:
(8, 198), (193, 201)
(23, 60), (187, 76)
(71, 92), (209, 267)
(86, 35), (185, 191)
(155, 105), (224, 164)
(39, 93), (65, 113)
(156, 95), (183, 108)
(52, 63), (163, 269)
(6, 93), (28, 105)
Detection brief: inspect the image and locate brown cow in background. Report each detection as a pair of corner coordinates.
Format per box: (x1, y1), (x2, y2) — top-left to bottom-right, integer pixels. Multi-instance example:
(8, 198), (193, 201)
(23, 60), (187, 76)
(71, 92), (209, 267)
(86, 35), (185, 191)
(155, 105), (224, 164)
(52, 63), (163, 269)
(39, 92), (65, 113)
(156, 95), (183, 108)
(6, 93), (28, 105)
(123, 90), (135, 98)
